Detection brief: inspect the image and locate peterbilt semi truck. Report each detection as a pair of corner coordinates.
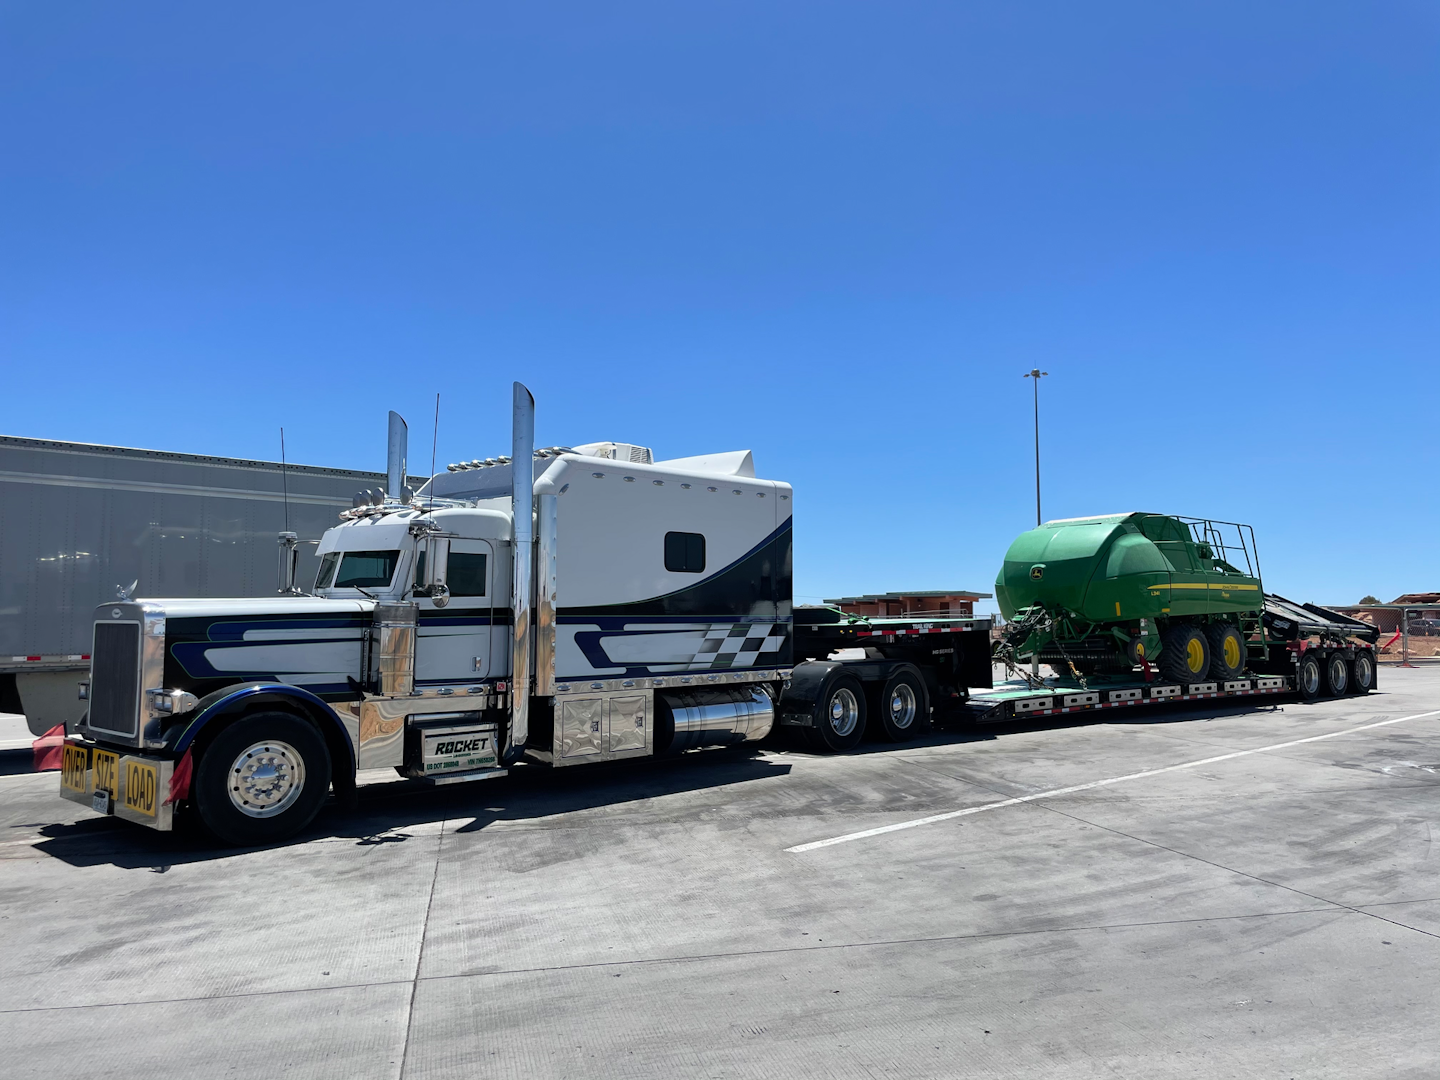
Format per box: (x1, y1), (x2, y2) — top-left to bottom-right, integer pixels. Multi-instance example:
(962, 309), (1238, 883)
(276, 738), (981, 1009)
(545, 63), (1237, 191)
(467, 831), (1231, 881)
(59, 385), (992, 845)
(1, 434), (407, 735)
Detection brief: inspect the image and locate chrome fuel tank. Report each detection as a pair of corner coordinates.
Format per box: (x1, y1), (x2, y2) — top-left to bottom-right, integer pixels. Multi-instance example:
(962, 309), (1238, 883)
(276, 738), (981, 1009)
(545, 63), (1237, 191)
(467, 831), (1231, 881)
(656, 687), (773, 753)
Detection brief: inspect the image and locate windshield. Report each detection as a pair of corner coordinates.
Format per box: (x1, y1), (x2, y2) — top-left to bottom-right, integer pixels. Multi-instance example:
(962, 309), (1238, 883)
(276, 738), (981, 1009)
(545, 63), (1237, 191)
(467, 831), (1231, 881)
(315, 552), (339, 589)
(332, 550), (401, 589)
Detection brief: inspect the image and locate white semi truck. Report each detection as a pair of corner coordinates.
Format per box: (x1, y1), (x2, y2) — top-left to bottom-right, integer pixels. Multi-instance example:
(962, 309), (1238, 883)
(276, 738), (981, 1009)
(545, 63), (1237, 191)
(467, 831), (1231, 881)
(59, 385), (993, 844)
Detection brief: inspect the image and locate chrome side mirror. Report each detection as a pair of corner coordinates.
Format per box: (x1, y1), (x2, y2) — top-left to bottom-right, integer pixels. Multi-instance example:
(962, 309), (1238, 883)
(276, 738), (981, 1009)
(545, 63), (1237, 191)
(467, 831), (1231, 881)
(411, 533), (450, 605)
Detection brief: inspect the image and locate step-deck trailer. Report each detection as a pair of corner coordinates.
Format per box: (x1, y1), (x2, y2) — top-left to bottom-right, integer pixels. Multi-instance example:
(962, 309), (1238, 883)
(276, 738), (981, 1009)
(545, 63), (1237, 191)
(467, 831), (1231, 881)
(972, 594), (1380, 721)
(58, 385), (992, 844)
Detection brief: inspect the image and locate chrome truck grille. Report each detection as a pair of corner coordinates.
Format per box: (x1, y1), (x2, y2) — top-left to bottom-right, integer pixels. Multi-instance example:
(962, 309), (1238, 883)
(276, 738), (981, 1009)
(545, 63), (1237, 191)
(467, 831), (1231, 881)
(89, 621), (142, 736)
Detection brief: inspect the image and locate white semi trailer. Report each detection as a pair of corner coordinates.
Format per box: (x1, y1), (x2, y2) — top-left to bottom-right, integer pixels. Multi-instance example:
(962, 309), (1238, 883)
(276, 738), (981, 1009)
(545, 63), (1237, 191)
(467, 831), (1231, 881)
(0, 433), (404, 735)
(58, 385), (992, 844)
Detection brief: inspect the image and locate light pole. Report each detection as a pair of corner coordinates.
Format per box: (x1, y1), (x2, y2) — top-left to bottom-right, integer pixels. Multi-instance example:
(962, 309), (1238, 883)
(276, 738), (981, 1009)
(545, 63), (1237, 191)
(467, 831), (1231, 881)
(1024, 369), (1048, 526)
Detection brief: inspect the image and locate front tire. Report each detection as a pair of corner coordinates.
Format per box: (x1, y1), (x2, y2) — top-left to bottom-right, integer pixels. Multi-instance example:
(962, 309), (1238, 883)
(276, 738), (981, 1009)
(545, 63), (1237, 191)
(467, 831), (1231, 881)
(1159, 624), (1210, 685)
(873, 668), (930, 742)
(806, 673), (868, 753)
(194, 712), (332, 846)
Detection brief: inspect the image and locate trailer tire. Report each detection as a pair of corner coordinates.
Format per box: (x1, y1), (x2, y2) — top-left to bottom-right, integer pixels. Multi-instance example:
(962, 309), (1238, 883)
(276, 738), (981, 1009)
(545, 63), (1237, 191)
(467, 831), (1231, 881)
(1206, 623), (1246, 682)
(806, 673), (867, 753)
(873, 667), (930, 742)
(1159, 624), (1210, 685)
(1350, 649), (1375, 695)
(1321, 651), (1349, 697)
(193, 712), (332, 846)
(1297, 653), (1323, 700)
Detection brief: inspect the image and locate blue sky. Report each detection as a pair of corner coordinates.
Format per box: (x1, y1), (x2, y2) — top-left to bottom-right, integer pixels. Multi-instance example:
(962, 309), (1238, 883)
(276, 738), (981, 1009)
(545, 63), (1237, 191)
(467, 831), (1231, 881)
(2, 2), (1436, 610)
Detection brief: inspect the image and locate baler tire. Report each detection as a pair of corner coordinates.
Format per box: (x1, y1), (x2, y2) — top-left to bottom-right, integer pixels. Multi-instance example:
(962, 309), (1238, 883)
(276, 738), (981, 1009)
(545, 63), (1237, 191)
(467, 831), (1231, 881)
(1159, 624), (1210, 685)
(1350, 649), (1375, 695)
(193, 712), (331, 847)
(873, 668), (930, 742)
(1206, 623), (1246, 682)
(806, 673), (868, 753)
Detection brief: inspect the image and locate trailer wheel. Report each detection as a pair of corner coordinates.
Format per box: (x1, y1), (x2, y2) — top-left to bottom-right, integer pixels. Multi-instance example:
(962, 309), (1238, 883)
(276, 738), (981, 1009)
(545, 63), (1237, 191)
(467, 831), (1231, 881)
(1159, 624), (1210, 685)
(874, 668), (930, 742)
(807, 673), (867, 753)
(1351, 649), (1375, 695)
(1321, 652), (1349, 697)
(1206, 623), (1246, 682)
(193, 712), (332, 846)
(1297, 653), (1323, 700)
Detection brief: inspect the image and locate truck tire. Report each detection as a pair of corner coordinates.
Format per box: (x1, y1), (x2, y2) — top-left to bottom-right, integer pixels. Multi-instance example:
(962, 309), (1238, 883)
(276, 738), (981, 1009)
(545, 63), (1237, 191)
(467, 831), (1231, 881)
(1350, 649), (1375, 695)
(1206, 623), (1246, 682)
(806, 673), (867, 753)
(873, 667), (930, 742)
(1321, 651), (1349, 697)
(1159, 624), (1210, 685)
(1297, 653), (1322, 700)
(194, 712), (332, 846)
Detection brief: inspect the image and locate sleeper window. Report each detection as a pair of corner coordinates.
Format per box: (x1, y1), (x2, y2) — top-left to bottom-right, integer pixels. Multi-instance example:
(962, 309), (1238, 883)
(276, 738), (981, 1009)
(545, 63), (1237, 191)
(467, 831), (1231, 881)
(449, 552), (487, 597)
(664, 531), (706, 574)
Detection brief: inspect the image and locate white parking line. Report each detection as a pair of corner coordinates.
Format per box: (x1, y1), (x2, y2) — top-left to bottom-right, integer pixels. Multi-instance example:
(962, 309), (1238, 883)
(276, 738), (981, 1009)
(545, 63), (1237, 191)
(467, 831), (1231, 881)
(786, 708), (1440, 853)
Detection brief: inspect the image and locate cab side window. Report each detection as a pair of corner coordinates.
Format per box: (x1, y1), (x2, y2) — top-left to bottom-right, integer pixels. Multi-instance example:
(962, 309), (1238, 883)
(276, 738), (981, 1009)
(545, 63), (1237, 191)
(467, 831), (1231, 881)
(665, 532), (706, 573)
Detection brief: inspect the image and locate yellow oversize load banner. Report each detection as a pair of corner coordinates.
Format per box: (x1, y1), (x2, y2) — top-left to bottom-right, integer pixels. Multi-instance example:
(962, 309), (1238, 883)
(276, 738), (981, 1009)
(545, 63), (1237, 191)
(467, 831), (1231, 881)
(56, 740), (176, 831)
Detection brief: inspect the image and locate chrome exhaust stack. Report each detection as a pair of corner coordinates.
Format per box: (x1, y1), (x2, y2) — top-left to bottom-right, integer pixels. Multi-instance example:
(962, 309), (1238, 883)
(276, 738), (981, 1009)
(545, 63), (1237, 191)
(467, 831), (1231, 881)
(387, 411), (410, 503)
(507, 382), (535, 762)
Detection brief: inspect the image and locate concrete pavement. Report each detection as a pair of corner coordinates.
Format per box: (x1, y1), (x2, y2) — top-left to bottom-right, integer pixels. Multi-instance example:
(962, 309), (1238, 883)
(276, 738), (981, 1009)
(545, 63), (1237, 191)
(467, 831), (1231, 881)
(2, 668), (1437, 1078)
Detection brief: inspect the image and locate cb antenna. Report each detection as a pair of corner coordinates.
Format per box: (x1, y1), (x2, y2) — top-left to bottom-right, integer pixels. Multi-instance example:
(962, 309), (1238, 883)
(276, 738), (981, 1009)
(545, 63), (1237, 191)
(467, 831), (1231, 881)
(280, 427), (291, 534)
(428, 393), (439, 513)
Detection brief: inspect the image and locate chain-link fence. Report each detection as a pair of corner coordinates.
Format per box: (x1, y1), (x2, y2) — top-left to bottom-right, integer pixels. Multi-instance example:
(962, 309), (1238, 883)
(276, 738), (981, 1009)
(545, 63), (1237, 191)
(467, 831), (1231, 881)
(1330, 604), (1440, 665)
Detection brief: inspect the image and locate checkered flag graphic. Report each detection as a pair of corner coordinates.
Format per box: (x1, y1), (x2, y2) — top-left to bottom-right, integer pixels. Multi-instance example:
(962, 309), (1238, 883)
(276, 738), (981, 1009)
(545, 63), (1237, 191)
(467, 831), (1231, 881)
(692, 622), (789, 670)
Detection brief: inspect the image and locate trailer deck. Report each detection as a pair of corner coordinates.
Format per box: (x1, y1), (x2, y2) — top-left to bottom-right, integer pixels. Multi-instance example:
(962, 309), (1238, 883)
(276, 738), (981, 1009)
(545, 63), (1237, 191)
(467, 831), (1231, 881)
(967, 674), (1292, 722)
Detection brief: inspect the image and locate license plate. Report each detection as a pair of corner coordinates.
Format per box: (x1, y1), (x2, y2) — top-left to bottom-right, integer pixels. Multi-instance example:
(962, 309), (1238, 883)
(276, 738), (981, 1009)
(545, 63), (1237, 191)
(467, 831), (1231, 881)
(92, 789), (111, 814)
(92, 748), (119, 800)
(60, 743), (89, 793)
(122, 759), (159, 818)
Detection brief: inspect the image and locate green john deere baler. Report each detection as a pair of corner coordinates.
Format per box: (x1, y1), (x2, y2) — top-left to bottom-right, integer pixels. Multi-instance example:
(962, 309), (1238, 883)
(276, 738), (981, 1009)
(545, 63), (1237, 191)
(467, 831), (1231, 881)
(994, 512), (1265, 684)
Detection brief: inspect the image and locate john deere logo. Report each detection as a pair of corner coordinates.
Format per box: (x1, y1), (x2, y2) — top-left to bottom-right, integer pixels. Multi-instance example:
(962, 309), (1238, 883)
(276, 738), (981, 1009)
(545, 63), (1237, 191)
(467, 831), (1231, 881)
(1030, 566), (1044, 580)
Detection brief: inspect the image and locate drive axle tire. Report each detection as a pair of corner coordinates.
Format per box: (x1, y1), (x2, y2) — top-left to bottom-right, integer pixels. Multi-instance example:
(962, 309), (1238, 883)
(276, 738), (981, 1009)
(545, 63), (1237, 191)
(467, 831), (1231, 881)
(1206, 623), (1246, 682)
(873, 668), (930, 742)
(194, 712), (332, 846)
(806, 673), (867, 753)
(1351, 649), (1375, 695)
(1159, 624), (1210, 685)
(1321, 652), (1349, 697)
(1297, 653), (1323, 700)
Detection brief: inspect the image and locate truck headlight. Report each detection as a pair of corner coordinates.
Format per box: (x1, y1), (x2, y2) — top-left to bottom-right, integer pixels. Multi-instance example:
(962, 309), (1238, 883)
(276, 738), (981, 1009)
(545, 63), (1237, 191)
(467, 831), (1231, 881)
(149, 690), (198, 715)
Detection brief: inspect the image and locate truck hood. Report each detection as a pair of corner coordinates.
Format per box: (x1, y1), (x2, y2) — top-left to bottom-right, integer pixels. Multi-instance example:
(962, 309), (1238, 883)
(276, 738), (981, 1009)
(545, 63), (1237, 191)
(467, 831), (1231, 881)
(125, 597), (374, 618)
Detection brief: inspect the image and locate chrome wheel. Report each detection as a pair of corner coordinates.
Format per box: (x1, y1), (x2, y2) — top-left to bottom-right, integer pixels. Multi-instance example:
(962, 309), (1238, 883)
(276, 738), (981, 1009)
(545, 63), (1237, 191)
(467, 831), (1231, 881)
(228, 740), (306, 818)
(1354, 652), (1374, 692)
(828, 688), (860, 737)
(1300, 658), (1321, 697)
(1327, 655), (1349, 695)
(888, 683), (918, 731)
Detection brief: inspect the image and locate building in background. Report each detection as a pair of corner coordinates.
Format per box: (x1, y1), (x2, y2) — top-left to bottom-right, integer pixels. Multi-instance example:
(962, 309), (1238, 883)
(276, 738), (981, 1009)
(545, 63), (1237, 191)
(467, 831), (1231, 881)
(824, 590), (991, 619)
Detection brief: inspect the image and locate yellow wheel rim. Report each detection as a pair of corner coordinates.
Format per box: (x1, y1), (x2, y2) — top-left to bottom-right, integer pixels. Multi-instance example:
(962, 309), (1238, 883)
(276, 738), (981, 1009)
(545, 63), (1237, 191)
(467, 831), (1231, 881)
(1223, 636), (1241, 669)
(1186, 638), (1205, 673)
